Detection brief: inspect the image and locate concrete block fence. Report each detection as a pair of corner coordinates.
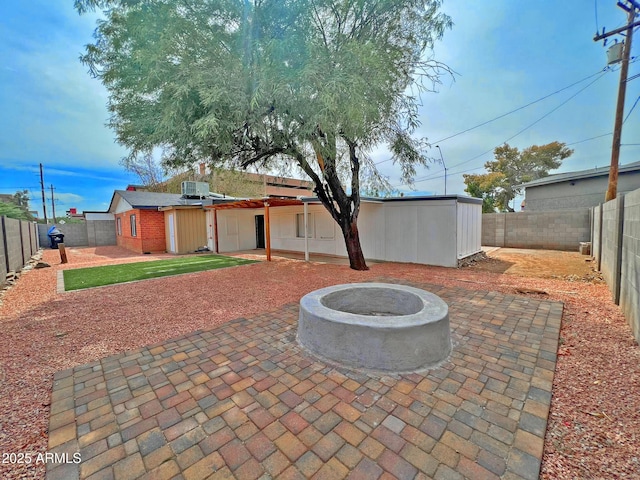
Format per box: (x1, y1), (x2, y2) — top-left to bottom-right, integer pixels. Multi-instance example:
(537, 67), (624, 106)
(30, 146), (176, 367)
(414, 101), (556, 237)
(37, 220), (116, 248)
(593, 188), (640, 343)
(481, 197), (639, 344)
(0, 216), (40, 286)
(482, 208), (591, 250)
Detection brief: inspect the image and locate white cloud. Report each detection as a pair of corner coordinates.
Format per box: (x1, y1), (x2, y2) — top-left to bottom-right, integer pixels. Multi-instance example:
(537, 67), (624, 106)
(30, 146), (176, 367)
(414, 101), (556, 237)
(53, 192), (84, 206)
(1, 2), (126, 170)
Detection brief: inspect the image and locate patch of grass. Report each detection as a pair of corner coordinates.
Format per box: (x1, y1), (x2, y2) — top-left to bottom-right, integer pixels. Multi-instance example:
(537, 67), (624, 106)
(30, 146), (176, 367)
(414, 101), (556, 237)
(63, 255), (257, 291)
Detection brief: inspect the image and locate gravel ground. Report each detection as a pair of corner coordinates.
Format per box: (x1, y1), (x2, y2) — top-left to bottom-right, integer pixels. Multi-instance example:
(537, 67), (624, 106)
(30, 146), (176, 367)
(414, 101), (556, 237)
(0, 246), (638, 479)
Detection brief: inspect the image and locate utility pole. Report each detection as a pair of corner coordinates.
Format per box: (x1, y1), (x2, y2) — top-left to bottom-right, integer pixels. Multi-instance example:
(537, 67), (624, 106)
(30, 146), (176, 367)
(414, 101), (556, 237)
(435, 145), (447, 195)
(594, 0), (640, 201)
(39, 163), (48, 224)
(50, 185), (56, 223)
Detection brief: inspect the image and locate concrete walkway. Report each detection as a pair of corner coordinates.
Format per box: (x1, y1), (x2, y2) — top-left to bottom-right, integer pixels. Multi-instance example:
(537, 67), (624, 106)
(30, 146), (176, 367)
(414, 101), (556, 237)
(229, 249), (381, 266)
(47, 279), (562, 480)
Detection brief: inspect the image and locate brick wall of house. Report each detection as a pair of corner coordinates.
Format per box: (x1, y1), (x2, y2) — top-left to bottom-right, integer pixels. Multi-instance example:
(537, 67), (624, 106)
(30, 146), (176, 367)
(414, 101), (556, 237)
(140, 210), (166, 253)
(115, 210), (142, 253)
(114, 209), (166, 253)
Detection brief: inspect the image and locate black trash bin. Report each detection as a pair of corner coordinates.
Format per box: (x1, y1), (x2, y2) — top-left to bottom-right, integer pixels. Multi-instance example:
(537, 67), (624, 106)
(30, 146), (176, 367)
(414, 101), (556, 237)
(47, 226), (65, 249)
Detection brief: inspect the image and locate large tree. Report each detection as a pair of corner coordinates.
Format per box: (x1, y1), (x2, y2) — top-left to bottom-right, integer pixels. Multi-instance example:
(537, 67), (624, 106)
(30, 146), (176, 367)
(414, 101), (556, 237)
(463, 141), (573, 212)
(76, 0), (452, 269)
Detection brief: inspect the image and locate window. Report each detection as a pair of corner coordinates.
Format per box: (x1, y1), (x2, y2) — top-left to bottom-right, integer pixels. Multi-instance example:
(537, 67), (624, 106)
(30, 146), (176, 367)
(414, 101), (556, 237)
(116, 217), (122, 236)
(296, 213), (314, 238)
(315, 214), (335, 239)
(130, 214), (137, 237)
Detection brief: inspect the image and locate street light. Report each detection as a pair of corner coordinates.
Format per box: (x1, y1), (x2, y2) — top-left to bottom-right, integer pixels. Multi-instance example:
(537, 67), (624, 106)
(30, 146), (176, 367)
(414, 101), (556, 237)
(435, 145), (447, 195)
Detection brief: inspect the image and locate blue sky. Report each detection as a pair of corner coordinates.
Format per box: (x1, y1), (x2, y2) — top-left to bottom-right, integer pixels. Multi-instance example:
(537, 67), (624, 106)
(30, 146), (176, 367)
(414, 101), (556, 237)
(1, 1), (639, 218)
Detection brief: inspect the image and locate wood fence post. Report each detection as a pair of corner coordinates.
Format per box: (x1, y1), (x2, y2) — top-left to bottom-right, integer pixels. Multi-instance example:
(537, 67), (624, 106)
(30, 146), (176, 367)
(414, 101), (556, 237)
(59, 243), (68, 264)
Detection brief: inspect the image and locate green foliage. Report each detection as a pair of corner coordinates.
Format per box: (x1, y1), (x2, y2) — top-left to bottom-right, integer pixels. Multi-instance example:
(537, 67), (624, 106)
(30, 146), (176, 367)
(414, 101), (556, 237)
(0, 202), (32, 220)
(12, 190), (30, 209)
(463, 172), (503, 213)
(464, 142), (573, 212)
(0, 190), (34, 220)
(76, 0), (452, 268)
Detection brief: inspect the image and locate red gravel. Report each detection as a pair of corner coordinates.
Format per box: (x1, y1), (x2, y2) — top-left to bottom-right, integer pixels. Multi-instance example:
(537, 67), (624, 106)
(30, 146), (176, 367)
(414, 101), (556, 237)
(0, 246), (638, 479)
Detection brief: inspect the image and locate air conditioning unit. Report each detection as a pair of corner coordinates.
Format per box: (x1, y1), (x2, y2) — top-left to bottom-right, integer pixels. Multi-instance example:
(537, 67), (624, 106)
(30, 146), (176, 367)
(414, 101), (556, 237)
(181, 181), (210, 197)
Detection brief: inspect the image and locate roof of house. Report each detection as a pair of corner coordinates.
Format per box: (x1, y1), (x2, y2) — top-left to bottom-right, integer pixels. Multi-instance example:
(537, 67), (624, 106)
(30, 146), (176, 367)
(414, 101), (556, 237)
(108, 190), (187, 212)
(519, 160), (640, 188)
(359, 194), (483, 205)
(199, 194), (482, 210)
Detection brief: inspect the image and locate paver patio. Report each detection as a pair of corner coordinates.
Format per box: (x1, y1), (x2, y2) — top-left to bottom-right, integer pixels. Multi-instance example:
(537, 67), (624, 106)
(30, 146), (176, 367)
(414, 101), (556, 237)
(46, 278), (562, 480)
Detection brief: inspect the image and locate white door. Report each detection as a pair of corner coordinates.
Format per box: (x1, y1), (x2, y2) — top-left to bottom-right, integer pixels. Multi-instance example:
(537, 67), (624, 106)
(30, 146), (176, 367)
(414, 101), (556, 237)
(206, 210), (215, 252)
(168, 213), (176, 252)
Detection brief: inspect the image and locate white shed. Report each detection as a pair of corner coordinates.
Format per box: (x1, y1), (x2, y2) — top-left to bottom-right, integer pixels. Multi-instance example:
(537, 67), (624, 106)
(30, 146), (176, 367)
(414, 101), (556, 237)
(205, 195), (482, 268)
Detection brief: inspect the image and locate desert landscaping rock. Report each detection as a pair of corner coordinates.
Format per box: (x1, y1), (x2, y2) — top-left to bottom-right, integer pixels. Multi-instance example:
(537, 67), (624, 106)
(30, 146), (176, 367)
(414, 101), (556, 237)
(0, 246), (637, 480)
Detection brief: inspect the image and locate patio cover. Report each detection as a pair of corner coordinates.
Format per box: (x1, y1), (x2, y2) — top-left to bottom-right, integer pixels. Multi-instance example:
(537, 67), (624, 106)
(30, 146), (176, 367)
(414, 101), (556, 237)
(204, 198), (315, 261)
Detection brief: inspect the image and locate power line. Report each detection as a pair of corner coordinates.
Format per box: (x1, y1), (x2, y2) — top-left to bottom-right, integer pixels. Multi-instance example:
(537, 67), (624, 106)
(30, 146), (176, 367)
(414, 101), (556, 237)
(392, 71), (609, 188)
(375, 68), (610, 166)
(432, 69), (610, 146)
(567, 132), (612, 145)
(374, 70), (611, 166)
(500, 71), (609, 146)
(393, 129), (615, 186)
(429, 71), (607, 177)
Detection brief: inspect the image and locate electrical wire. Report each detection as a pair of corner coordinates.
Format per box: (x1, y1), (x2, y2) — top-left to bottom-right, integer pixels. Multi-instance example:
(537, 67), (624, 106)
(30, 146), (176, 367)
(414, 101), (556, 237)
(391, 70), (610, 188)
(623, 95), (640, 123)
(431, 70), (607, 145)
(374, 68), (611, 165)
(567, 133), (612, 146)
(416, 70), (607, 181)
(408, 131), (617, 185)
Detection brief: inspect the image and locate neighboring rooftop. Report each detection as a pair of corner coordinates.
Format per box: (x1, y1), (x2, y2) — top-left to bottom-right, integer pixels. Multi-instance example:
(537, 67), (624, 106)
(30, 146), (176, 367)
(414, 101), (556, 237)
(519, 160), (640, 188)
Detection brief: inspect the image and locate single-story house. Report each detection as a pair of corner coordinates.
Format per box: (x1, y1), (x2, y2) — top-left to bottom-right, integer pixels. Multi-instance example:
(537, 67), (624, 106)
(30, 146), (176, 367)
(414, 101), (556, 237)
(521, 161), (640, 211)
(108, 190), (201, 254)
(159, 205), (207, 254)
(205, 195), (482, 268)
(108, 188), (482, 267)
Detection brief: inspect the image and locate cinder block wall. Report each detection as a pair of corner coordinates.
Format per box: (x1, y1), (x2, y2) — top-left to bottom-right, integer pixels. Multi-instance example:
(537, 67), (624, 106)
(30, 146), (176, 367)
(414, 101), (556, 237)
(482, 208), (590, 250)
(592, 204), (602, 267)
(4, 217), (24, 272)
(38, 223), (89, 248)
(591, 187), (640, 344)
(0, 224), (5, 282)
(601, 198), (624, 302)
(1, 217), (40, 285)
(87, 220), (116, 247)
(620, 189), (640, 342)
(480, 214), (505, 247)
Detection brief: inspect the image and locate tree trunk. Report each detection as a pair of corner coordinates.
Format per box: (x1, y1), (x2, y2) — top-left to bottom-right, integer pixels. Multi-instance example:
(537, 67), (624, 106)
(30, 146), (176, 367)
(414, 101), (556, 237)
(342, 219), (368, 271)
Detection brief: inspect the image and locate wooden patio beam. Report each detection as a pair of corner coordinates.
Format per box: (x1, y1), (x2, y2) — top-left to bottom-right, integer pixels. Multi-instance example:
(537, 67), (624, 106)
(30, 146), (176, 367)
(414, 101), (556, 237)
(264, 201), (271, 261)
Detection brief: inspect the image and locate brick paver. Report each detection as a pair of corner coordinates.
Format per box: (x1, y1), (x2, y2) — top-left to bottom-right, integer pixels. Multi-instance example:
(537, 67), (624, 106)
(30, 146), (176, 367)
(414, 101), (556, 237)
(46, 279), (562, 479)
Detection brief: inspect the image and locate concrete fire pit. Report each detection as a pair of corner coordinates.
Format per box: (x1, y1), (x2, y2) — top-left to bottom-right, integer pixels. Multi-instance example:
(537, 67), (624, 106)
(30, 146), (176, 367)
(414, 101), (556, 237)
(297, 283), (450, 373)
